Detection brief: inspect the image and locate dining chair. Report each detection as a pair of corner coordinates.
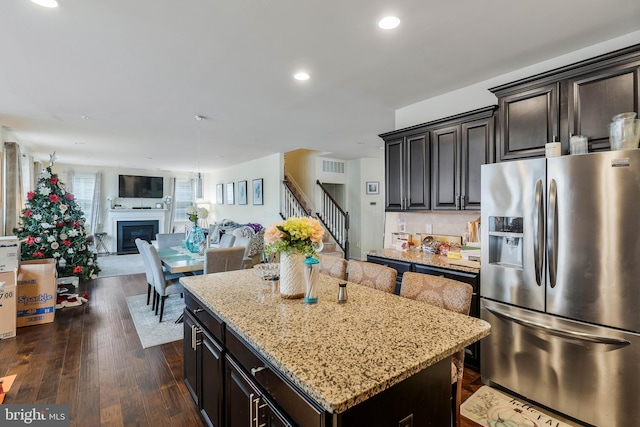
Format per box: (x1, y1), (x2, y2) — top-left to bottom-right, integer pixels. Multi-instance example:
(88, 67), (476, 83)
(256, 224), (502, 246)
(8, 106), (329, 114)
(156, 232), (184, 249)
(141, 242), (184, 322)
(319, 254), (348, 280)
(399, 272), (473, 427)
(218, 233), (236, 248)
(204, 246), (245, 274)
(346, 260), (397, 294)
(136, 238), (183, 307)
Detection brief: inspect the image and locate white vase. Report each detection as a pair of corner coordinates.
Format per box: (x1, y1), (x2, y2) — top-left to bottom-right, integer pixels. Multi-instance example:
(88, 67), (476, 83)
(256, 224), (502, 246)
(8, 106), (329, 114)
(279, 251), (305, 299)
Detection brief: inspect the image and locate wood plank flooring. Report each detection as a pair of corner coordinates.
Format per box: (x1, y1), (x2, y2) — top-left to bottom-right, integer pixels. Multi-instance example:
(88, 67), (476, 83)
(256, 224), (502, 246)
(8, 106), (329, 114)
(0, 272), (484, 427)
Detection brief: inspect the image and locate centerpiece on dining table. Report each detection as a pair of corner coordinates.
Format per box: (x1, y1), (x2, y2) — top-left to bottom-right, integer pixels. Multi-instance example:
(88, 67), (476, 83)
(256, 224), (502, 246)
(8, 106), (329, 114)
(185, 206), (209, 253)
(264, 216), (324, 299)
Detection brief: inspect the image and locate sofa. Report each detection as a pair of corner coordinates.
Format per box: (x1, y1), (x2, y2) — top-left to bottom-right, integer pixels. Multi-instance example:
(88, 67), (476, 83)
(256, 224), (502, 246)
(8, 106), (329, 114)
(208, 219), (265, 266)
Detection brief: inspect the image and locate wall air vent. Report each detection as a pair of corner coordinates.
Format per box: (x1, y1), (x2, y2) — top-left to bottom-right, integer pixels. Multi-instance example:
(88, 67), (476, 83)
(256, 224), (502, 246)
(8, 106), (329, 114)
(322, 160), (345, 174)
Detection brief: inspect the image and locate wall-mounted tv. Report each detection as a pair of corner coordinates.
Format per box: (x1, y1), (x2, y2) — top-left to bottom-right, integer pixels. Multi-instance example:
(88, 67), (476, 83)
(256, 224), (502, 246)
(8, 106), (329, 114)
(118, 175), (164, 198)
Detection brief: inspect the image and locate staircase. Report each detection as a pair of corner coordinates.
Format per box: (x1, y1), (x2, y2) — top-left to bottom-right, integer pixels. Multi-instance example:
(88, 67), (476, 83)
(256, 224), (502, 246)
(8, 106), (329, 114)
(281, 178), (348, 259)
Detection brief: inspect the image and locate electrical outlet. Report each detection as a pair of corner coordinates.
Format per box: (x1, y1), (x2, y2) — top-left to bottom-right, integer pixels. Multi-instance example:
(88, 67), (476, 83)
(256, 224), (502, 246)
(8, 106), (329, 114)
(425, 223), (433, 234)
(398, 414), (413, 427)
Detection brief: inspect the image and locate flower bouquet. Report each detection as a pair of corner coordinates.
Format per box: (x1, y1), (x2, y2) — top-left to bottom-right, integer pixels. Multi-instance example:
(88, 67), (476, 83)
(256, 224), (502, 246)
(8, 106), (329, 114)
(264, 216), (324, 299)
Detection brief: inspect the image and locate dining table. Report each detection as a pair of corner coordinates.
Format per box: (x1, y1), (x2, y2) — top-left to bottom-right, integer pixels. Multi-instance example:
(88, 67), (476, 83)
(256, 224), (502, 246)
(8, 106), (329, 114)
(157, 246), (204, 274)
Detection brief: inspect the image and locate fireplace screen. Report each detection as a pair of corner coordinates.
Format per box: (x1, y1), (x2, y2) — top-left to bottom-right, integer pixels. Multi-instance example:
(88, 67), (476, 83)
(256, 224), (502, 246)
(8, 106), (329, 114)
(117, 220), (159, 254)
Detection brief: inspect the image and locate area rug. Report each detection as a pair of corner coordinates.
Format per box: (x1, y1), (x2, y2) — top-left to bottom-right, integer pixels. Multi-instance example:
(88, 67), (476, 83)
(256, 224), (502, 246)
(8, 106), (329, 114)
(125, 294), (184, 348)
(98, 254), (145, 278)
(461, 386), (581, 427)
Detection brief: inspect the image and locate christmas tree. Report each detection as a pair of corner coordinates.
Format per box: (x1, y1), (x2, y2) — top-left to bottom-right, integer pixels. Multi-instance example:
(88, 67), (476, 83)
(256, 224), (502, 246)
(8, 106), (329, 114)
(13, 156), (100, 281)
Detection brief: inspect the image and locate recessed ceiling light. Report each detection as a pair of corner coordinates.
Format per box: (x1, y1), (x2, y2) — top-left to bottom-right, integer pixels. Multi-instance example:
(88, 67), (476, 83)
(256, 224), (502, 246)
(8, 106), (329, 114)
(294, 72), (310, 81)
(378, 16), (400, 30)
(31, 0), (59, 8)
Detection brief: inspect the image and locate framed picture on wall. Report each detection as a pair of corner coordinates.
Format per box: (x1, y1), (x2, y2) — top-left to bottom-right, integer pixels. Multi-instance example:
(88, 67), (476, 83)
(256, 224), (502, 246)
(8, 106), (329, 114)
(366, 181), (379, 195)
(226, 182), (235, 205)
(238, 180), (248, 205)
(216, 184), (224, 204)
(252, 178), (263, 205)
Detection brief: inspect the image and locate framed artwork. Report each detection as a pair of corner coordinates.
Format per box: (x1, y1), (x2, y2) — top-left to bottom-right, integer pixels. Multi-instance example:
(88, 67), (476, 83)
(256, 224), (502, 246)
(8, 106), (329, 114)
(252, 178), (263, 205)
(216, 184), (224, 204)
(366, 181), (379, 195)
(238, 180), (248, 205)
(226, 182), (235, 205)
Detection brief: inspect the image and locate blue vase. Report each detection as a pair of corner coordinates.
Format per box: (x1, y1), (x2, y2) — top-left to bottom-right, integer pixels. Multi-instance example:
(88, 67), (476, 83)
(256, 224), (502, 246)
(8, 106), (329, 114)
(186, 224), (205, 253)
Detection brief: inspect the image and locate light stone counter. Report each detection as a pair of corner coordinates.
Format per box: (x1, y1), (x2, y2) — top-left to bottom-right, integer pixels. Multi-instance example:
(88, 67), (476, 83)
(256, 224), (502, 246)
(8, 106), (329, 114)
(368, 248), (480, 274)
(180, 269), (490, 414)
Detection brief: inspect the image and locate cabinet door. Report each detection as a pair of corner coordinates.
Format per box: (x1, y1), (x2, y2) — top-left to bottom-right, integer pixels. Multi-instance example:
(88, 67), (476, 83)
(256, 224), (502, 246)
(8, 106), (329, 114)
(201, 331), (224, 427)
(225, 355), (262, 427)
(568, 63), (640, 151)
(406, 132), (430, 210)
(184, 310), (200, 406)
(431, 125), (459, 210)
(498, 83), (559, 160)
(461, 117), (494, 210)
(384, 138), (404, 211)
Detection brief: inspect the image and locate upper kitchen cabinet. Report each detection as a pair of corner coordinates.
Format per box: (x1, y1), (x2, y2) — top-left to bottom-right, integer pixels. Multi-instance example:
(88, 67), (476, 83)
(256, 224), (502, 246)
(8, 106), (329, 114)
(493, 83), (559, 161)
(491, 43), (640, 161)
(431, 107), (497, 210)
(381, 128), (431, 211)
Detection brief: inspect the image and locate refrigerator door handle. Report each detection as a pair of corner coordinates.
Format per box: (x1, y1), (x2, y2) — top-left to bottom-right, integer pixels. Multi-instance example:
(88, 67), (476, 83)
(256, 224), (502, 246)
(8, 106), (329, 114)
(547, 179), (558, 288)
(485, 306), (631, 346)
(534, 179), (544, 287)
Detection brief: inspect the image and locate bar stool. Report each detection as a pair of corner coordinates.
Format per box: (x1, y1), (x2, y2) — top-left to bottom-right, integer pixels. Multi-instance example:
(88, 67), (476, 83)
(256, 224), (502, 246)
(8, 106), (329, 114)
(94, 232), (109, 256)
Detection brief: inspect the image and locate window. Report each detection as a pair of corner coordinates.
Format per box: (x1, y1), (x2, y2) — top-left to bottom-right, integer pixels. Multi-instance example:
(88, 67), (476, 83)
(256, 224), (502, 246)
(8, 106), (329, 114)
(72, 173), (95, 228)
(174, 178), (195, 221)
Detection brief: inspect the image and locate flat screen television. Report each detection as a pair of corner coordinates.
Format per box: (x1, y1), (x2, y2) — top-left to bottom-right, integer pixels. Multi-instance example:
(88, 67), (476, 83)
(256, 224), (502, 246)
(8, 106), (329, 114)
(118, 175), (164, 198)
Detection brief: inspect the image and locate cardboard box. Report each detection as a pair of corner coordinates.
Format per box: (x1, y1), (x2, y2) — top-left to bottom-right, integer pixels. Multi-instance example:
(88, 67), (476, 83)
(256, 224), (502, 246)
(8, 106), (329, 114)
(0, 236), (19, 273)
(17, 259), (57, 327)
(0, 269), (17, 339)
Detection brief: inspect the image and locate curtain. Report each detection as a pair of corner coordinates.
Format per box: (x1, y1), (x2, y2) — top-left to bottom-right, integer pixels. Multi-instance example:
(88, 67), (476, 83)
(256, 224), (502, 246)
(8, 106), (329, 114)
(167, 177), (177, 233)
(4, 142), (23, 236)
(66, 169), (74, 193)
(90, 172), (102, 234)
(33, 161), (43, 190)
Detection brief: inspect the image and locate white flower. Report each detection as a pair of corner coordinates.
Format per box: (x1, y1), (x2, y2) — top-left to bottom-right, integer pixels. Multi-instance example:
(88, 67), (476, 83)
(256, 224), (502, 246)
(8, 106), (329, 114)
(186, 206), (197, 215)
(47, 235), (56, 242)
(68, 229), (79, 237)
(40, 169), (51, 179)
(33, 214), (42, 221)
(51, 242), (60, 250)
(64, 215), (71, 221)
(67, 248), (74, 254)
(38, 185), (51, 196)
(41, 222), (52, 229)
(197, 207), (209, 218)
(58, 258), (66, 266)
(53, 252), (61, 258)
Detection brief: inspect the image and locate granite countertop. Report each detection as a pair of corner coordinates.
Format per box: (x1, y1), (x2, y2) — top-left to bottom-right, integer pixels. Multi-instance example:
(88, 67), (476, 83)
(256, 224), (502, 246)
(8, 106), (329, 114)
(180, 269), (490, 414)
(367, 248), (480, 274)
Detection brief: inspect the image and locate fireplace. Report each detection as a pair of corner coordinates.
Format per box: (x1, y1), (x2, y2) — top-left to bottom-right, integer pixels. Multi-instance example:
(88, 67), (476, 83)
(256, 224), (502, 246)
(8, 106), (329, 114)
(117, 220), (159, 254)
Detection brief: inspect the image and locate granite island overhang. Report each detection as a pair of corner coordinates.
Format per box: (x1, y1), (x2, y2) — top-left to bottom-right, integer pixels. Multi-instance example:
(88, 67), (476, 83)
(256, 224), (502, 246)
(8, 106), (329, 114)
(180, 269), (490, 426)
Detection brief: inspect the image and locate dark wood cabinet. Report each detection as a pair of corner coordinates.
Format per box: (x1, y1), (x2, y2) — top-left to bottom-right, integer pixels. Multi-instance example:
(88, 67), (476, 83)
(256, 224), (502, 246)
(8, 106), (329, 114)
(184, 302), (224, 427)
(383, 131), (430, 211)
(494, 82), (560, 161)
(492, 43), (640, 160)
(431, 109), (496, 210)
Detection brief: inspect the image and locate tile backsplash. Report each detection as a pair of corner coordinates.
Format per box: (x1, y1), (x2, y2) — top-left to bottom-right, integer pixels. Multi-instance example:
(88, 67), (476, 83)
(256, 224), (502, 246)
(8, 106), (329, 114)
(384, 211), (481, 247)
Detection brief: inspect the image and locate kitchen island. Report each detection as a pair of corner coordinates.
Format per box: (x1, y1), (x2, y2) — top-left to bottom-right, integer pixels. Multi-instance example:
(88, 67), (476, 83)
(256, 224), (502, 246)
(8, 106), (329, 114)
(180, 269), (489, 426)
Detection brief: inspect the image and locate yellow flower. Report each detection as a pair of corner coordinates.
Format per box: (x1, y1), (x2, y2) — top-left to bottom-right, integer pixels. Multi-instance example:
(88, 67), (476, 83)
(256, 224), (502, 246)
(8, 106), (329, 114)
(264, 216), (324, 256)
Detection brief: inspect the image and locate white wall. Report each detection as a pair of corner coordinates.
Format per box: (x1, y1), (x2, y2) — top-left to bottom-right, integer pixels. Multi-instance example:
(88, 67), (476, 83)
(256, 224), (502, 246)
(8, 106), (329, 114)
(205, 153), (283, 228)
(397, 31), (640, 129)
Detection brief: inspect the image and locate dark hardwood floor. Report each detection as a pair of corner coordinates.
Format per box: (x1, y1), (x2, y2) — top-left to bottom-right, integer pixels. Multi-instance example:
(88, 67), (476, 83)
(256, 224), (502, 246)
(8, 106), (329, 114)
(0, 272), (484, 427)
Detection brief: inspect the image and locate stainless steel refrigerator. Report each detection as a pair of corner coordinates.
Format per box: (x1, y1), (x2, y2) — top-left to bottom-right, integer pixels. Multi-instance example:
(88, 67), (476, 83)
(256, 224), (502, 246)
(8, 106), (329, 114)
(480, 149), (640, 427)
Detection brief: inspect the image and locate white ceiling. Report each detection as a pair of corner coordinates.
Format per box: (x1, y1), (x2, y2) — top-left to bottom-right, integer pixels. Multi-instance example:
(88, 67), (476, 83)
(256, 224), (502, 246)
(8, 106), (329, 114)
(1, 0), (640, 173)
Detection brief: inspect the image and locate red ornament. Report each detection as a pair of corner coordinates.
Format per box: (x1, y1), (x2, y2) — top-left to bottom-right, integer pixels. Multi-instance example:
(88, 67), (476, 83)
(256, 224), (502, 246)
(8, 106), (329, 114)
(73, 266), (83, 274)
(57, 222), (65, 227)
(65, 193), (74, 200)
(27, 191), (35, 200)
(24, 210), (33, 217)
(49, 194), (60, 203)
(33, 251), (45, 258)
(49, 177), (59, 185)
(26, 236), (36, 245)
(62, 240), (72, 247)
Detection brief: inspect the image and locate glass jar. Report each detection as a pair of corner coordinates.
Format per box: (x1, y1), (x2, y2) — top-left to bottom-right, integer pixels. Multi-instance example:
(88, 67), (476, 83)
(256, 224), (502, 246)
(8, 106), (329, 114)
(303, 255), (319, 304)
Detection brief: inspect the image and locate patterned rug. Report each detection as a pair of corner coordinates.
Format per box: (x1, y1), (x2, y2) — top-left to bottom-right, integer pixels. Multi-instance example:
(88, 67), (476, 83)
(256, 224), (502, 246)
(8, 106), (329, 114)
(461, 386), (582, 427)
(125, 294), (184, 348)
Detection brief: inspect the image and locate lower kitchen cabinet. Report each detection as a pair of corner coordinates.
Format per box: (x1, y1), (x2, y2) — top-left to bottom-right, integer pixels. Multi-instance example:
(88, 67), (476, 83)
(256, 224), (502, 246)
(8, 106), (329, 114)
(184, 308), (224, 427)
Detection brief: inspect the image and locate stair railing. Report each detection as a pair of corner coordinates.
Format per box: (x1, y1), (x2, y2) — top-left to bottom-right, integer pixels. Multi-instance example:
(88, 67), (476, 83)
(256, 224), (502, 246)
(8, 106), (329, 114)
(316, 180), (349, 259)
(281, 179), (310, 220)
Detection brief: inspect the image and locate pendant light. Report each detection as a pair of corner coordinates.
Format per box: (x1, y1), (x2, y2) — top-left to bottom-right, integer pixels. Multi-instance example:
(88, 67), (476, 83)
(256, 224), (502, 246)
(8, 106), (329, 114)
(194, 115), (205, 200)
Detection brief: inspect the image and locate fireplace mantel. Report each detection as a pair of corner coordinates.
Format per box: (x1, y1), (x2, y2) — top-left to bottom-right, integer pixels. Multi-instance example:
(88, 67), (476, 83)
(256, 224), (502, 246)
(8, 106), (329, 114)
(106, 209), (167, 253)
